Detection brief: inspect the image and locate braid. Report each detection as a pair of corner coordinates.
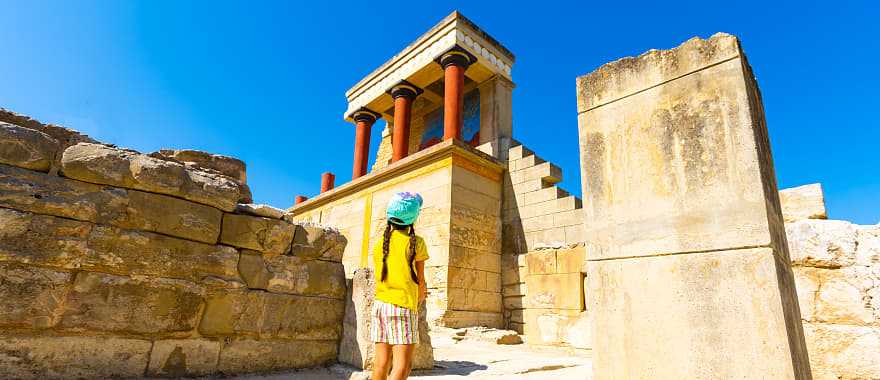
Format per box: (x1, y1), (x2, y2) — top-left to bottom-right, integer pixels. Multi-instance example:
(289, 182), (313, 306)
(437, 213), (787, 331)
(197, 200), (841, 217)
(408, 225), (419, 284)
(380, 222), (392, 282)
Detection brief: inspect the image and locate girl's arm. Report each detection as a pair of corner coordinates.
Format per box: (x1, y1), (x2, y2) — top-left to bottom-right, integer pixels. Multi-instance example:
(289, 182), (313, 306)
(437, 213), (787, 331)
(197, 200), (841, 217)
(416, 260), (427, 302)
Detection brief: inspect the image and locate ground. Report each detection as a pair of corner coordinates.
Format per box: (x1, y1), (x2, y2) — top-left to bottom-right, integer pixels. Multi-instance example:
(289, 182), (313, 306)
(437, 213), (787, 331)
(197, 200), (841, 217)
(219, 331), (593, 380)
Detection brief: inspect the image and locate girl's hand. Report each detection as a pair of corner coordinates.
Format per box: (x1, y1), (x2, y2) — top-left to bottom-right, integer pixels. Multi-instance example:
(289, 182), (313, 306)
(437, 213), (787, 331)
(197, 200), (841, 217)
(419, 283), (428, 302)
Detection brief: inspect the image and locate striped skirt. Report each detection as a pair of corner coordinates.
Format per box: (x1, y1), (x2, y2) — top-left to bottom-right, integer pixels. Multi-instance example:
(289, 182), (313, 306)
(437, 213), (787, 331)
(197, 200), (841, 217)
(371, 300), (419, 345)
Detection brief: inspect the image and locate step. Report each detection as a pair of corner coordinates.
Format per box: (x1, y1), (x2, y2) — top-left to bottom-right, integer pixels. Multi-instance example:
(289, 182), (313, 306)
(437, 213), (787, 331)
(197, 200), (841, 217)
(509, 162), (562, 185)
(508, 145), (534, 161)
(509, 154), (546, 172)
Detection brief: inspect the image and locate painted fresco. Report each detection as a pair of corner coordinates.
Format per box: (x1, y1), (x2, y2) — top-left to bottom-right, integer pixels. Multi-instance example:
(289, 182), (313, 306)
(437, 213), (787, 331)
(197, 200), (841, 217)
(420, 89), (480, 150)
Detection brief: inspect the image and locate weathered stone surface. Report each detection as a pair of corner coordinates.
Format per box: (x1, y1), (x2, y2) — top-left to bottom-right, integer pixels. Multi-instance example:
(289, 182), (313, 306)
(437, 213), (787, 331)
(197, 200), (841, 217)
(451, 326), (523, 345)
(0, 122), (59, 172)
(0, 335), (151, 379)
(524, 273), (583, 310)
(0, 262), (71, 329)
(525, 250), (556, 275)
(588, 248), (804, 379)
(199, 290), (344, 340)
(787, 219), (858, 268)
(523, 308), (582, 346)
(780, 183), (827, 222)
(152, 148), (247, 183)
(61, 142), (244, 211)
(339, 268), (434, 370)
(221, 213), (294, 254)
(856, 224), (880, 265)
(235, 203), (285, 219)
(0, 207), (92, 269)
(291, 223), (347, 262)
(60, 271), (205, 335)
(0, 163), (223, 243)
(217, 339), (337, 374)
(803, 322), (880, 380)
(264, 253), (345, 298)
(147, 339), (221, 377)
(0, 108), (96, 148)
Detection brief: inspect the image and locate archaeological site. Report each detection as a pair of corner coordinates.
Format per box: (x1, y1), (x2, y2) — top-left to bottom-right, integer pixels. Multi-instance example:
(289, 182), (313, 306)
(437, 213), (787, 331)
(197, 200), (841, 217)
(0, 10), (877, 380)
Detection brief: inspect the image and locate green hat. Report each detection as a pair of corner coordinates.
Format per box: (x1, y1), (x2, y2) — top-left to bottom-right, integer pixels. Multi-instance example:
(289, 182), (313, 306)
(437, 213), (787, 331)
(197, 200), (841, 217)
(386, 191), (423, 225)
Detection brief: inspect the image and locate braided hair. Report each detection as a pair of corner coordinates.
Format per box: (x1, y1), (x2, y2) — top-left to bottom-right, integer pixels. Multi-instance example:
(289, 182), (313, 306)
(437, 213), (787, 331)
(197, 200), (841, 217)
(380, 221), (420, 285)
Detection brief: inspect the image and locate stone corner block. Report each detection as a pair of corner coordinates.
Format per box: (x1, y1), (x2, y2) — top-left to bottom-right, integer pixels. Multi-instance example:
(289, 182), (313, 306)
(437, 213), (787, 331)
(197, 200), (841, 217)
(780, 183), (827, 223)
(221, 213), (294, 254)
(291, 223), (347, 262)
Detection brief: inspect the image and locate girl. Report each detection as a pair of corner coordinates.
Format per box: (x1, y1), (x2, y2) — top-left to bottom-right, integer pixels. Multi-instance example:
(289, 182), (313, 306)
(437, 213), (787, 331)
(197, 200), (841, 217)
(371, 192), (429, 380)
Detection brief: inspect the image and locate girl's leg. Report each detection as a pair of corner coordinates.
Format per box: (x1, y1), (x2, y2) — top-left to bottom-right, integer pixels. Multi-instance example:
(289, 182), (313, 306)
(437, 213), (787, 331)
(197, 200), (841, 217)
(389, 344), (415, 380)
(373, 342), (392, 380)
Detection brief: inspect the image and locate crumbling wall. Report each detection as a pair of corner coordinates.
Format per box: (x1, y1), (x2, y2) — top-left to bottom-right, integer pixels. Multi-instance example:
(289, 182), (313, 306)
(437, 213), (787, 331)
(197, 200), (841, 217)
(0, 114), (348, 379)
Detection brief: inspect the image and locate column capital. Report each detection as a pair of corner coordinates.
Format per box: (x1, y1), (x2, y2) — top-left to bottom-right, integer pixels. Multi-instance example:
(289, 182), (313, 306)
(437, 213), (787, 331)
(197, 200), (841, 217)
(387, 80), (423, 100)
(437, 46), (478, 69)
(350, 107), (381, 123)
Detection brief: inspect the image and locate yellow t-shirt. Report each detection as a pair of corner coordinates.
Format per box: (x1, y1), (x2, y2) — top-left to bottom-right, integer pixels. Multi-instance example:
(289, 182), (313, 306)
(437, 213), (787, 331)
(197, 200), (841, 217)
(373, 229), (429, 311)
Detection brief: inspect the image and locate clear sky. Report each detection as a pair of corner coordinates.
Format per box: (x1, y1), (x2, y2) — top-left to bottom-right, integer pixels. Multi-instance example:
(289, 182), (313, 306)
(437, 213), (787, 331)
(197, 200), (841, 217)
(1, 1), (877, 224)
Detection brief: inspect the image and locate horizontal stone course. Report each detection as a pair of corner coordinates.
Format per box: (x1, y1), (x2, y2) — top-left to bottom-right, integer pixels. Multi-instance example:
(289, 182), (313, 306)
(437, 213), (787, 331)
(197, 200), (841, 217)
(0, 335), (152, 379)
(238, 250), (346, 299)
(217, 338), (338, 374)
(0, 122), (59, 172)
(148, 339), (222, 377)
(0, 163), (222, 244)
(0, 262), (71, 329)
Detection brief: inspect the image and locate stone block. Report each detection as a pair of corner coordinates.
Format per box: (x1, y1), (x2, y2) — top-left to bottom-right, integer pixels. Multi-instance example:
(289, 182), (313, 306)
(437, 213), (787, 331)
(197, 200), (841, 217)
(60, 271), (205, 335)
(60, 142), (244, 211)
(147, 339), (221, 377)
(447, 287), (502, 313)
(508, 145), (533, 160)
(523, 309), (582, 346)
(430, 245), (500, 273)
(221, 213), (294, 254)
(0, 122), (59, 172)
(564, 223), (586, 244)
(451, 184), (501, 217)
(436, 309), (504, 329)
(0, 163), (222, 243)
(450, 206), (499, 234)
(151, 148), (247, 183)
(779, 183), (826, 222)
(450, 224), (500, 252)
(563, 312), (591, 349)
(238, 250), (346, 299)
(338, 268), (434, 370)
(291, 223), (347, 262)
(0, 208), (92, 269)
(793, 267), (820, 322)
(786, 219), (858, 268)
(526, 250), (557, 275)
(217, 339), (337, 374)
(813, 266), (876, 325)
(521, 214), (554, 233)
(524, 272), (584, 310)
(0, 262), (71, 329)
(802, 322), (880, 380)
(435, 266), (500, 292)
(856, 224), (880, 266)
(555, 246), (586, 273)
(235, 203), (284, 219)
(502, 282), (526, 297)
(503, 295), (523, 310)
(522, 186), (566, 206)
(0, 335), (151, 379)
(588, 248), (805, 379)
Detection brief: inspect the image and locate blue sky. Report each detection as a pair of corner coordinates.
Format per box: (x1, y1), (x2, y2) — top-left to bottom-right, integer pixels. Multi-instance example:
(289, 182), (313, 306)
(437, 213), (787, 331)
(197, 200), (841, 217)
(1, 1), (877, 224)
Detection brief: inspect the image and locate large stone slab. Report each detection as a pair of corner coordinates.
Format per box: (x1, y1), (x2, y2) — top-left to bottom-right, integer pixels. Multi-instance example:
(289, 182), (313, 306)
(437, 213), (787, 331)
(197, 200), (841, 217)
(238, 250), (346, 298)
(780, 183), (827, 222)
(802, 322), (880, 380)
(152, 148), (247, 183)
(59, 271), (205, 335)
(147, 339), (222, 377)
(0, 335), (151, 379)
(0, 163), (222, 243)
(0, 108), (96, 148)
(577, 34), (810, 379)
(0, 208), (240, 284)
(60, 142), (244, 211)
(588, 248), (803, 379)
(221, 213), (295, 255)
(338, 268), (434, 370)
(0, 122), (59, 172)
(217, 338), (337, 374)
(0, 262), (71, 329)
(290, 223), (347, 262)
(199, 290), (344, 340)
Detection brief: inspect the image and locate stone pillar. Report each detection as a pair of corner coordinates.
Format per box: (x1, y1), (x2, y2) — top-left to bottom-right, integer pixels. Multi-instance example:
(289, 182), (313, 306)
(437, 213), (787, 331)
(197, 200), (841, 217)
(320, 172), (335, 194)
(351, 108), (380, 180)
(440, 48), (475, 141)
(576, 34), (811, 379)
(388, 81), (422, 162)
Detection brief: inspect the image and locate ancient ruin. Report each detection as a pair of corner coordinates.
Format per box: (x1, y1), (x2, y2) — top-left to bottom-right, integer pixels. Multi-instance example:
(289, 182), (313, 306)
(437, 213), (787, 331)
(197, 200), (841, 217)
(0, 10), (877, 380)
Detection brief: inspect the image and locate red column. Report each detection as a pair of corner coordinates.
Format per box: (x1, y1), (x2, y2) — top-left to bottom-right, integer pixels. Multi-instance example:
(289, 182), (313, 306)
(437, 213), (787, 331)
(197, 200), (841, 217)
(295, 195), (308, 205)
(440, 50), (474, 141)
(320, 172), (335, 193)
(351, 108), (379, 180)
(389, 81), (422, 162)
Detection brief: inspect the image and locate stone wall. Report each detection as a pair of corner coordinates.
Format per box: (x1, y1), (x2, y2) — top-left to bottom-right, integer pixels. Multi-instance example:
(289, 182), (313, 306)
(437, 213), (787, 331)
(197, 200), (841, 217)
(0, 112), (348, 379)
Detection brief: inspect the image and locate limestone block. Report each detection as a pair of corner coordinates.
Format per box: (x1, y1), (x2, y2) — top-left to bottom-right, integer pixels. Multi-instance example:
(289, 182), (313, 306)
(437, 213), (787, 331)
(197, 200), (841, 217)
(526, 250), (557, 275)
(502, 282), (526, 297)
(508, 145), (534, 160)
(238, 251), (346, 298)
(450, 224), (500, 252)
(450, 206), (499, 234)
(522, 186), (567, 206)
(0, 208), (92, 269)
(152, 148), (247, 183)
(555, 246), (586, 273)
(564, 223), (586, 244)
(856, 224), (880, 266)
(0, 108), (96, 148)
(787, 219), (858, 268)
(291, 223), (347, 262)
(588, 248), (804, 379)
(60, 271), (205, 335)
(436, 309), (504, 329)
(524, 273), (584, 310)
(61, 143), (244, 211)
(503, 295), (524, 310)
(199, 290), (344, 340)
(563, 312), (592, 349)
(793, 267), (820, 321)
(780, 183), (827, 222)
(235, 203), (284, 219)
(0, 262), (71, 329)
(0, 335), (151, 379)
(217, 339), (337, 374)
(147, 339), (221, 377)
(803, 322), (880, 380)
(452, 184), (501, 217)
(338, 268), (434, 370)
(0, 122), (59, 172)
(813, 266), (876, 325)
(521, 214), (554, 233)
(431, 245), (500, 273)
(221, 213), (294, 254)
(522, 308), (582, 345)
(433, 266), (500, 292)
(447, 287), (502, 312)
(453, 326), (523, 345)
(0, 164), (222, 243)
